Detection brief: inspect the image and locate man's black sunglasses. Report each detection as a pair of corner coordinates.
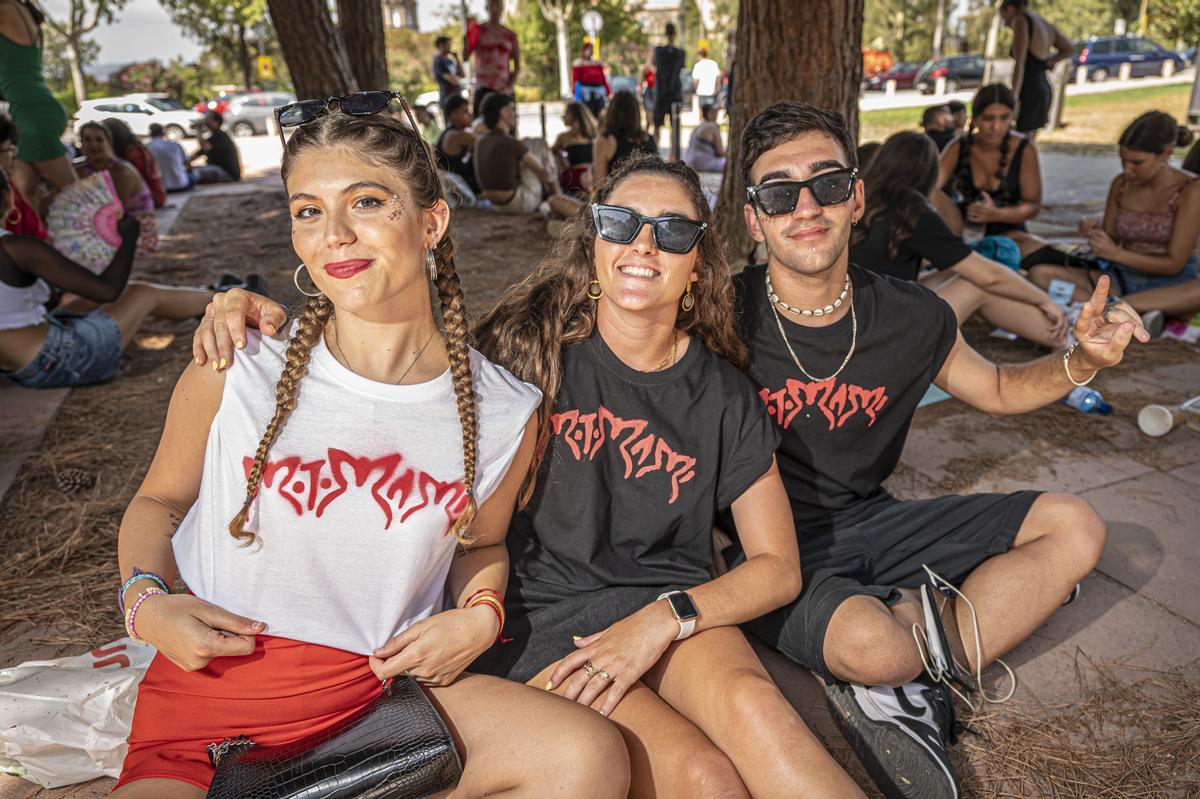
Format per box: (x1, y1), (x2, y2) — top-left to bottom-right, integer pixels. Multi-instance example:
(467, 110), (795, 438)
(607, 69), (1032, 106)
(591, 204), (707, 254)
(745, 168), (859, 216)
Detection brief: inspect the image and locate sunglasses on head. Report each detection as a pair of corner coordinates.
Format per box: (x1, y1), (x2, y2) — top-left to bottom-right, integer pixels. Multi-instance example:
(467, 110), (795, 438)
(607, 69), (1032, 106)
(590, 204), (707, 254)
(274, 91), (431, 159)
(745, 168), (858, 216)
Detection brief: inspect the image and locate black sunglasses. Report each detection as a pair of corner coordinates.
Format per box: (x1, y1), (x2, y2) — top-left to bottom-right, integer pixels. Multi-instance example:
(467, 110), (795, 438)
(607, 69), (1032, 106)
(274, 91), (431, 166)
(745, 168), (859, 216)
(590, 204), (708, 254)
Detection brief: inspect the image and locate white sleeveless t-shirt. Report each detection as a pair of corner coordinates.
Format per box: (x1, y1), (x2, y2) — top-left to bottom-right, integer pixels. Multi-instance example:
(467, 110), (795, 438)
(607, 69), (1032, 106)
(172, 327), (541, 655)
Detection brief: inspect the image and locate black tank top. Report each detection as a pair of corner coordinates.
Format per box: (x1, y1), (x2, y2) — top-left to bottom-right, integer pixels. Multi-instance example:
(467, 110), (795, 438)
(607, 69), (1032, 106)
(563, 142), (592, 167)
(436, 128), (478, 192)
(955, 135), (1029, 235)
(606, 133), (659, 173)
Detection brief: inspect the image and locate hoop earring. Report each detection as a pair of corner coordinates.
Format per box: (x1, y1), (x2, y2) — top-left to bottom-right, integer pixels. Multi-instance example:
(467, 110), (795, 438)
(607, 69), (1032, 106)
(5, 206), (20, 227)
(586, 279), (603, 301)
(680, 281), (695, 312)
(426, 249), (438, 282)
(293, 263), (322, 297)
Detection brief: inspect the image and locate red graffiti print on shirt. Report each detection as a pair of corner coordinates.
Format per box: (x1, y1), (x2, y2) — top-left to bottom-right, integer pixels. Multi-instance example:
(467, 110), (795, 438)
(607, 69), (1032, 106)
(242, 448), (468, 531)
(551, 405), (696, 504)
(759, 378), (889, 431)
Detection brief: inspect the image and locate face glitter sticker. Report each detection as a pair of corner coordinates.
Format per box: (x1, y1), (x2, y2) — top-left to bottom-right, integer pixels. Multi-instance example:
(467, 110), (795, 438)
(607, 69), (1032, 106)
(388, 193), (405, 221)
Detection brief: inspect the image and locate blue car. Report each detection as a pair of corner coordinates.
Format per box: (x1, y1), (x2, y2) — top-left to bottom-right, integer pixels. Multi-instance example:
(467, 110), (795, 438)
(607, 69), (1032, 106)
(1072, 36), (1185, 82)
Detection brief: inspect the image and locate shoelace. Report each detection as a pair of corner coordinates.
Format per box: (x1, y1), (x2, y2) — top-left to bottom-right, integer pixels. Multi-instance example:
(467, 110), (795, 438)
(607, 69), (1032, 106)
(911, 565), (1017, 713)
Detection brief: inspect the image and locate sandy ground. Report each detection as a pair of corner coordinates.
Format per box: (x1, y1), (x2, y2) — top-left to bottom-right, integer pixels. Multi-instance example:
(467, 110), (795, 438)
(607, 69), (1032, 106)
(1, 189), (1197, 798)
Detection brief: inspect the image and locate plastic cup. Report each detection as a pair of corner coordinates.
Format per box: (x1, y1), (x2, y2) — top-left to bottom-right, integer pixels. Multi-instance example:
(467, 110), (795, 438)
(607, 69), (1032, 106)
(1137, 404), (1187, 437)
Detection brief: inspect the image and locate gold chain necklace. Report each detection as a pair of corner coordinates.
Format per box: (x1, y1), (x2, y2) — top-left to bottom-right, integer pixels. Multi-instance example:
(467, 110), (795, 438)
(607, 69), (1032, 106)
(655, 329), (679, 371)
(768, 288), (857, 383)
(327, 319), (437, 384)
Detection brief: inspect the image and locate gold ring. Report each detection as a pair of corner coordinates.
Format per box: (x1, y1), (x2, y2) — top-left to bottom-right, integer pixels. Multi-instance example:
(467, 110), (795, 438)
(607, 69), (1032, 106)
(597, 669), (611, 682)
(583, 660), (599, 679)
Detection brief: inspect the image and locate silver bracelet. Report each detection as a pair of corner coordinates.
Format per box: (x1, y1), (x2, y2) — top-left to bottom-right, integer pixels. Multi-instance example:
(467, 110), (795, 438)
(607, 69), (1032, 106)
(1062, 343), (1096, 387)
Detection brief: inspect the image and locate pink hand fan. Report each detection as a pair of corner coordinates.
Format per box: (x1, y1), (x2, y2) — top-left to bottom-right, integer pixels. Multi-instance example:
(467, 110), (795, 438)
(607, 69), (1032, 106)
(45, 171), (125, 273)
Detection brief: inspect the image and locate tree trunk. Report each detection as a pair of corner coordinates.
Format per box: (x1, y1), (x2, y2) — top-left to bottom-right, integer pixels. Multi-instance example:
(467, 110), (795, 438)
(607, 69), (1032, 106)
(555, 13), (571, 99)
(267, 0), (358, 99)
(715, 0), (864, 265)
(932, 0), (946, 58)
(66, 39), (88, 104)
(336, 0), (388, 91)
(237, 22), (252, 89)
(982, 0), (1002, 84)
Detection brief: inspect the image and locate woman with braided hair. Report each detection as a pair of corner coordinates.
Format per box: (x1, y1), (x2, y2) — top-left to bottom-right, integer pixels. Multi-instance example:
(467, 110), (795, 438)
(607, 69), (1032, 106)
(112, 103), (629, 797)
(196, 153), (866, 797)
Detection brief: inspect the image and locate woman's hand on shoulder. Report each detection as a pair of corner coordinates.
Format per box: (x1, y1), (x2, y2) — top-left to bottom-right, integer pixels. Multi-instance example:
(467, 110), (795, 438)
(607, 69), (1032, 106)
(134, 592), (265, 671)
(368, 605), (499, 687)
(193, 288), (288, 370)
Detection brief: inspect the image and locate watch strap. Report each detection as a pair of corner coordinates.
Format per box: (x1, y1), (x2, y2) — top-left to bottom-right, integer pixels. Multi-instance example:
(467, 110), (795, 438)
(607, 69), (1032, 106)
(656, 590), (697, 641)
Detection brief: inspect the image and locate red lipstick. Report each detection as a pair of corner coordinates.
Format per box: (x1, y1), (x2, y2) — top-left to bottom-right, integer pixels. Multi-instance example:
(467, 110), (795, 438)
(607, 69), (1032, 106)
(323, 259), (373, 279)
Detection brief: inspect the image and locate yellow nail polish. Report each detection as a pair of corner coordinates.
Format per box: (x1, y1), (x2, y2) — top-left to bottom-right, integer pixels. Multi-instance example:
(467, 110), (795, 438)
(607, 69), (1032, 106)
(194, 357), (201, 365)
(545, 680), (553, 691)
(218, 357), (228, 369)
(211, 360), (218, 371)
(236, 340), (245, 349)
(572, 635), (582, 641)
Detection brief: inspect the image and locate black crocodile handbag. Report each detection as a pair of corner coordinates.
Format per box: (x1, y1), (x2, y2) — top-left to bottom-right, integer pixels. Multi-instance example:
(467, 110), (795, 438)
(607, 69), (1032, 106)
(205, 675), (462, 799)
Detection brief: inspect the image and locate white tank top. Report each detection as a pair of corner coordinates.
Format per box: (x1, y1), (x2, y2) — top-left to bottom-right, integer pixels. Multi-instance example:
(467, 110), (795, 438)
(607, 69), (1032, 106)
(172, 327), (541, 655)
(0, 230), (51, 331)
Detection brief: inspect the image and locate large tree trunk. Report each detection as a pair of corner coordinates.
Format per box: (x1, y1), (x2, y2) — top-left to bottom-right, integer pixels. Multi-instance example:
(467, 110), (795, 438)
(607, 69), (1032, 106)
(336, 0), (388, 91)
(66, 39), (88, 104)
(715, 0), (864, 265)
(267, 0), (357, 99)
(932, 0), (946, 58)
(237, 22), (252, 89)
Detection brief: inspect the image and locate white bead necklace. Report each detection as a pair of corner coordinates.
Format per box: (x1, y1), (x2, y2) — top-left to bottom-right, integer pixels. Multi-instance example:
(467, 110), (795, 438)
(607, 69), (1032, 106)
(766, 270), (850, 317)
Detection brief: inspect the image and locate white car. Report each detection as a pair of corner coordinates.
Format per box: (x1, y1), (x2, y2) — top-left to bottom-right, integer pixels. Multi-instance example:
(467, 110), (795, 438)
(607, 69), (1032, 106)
(73, 94), (204, 140)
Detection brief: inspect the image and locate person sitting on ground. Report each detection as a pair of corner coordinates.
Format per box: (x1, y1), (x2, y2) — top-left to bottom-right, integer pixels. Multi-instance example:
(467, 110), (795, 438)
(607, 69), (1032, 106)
(110, 102), (629, 799)
(921, 104), (956, 152)
(0, 170), (215, 389)
(412, 104), (441, 146)
(684, 103), (726, 174)
(592, 89), (659, 186)
(435, 94), (480, 199)
(145, 123), (194, 194)
(855, 141), (882, 174)
(550, 101), (596, 194)
(731, 100), (1145, 799)
(0, 111), (47, 240)
(473, 93), (582, 218)
(104, 118), (167, 209)
(946, 100), (967, 137)
(571, 40), (611, 119)
(75, 121), (154, 216)
(194, 153), (870, 799)
(1029, 112), (1200, 320)
(937, 84), (1095, 273)
(187, 111), (241, 184)
(853, 131), (1068, 347)
(1184, 138), (1200, 174)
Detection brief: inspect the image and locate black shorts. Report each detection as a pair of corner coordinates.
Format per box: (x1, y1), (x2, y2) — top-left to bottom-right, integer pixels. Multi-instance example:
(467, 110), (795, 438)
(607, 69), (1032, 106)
(652, 97), (678, 128)
(739, 490), (1040, 684)
(469, 577), (688, 685)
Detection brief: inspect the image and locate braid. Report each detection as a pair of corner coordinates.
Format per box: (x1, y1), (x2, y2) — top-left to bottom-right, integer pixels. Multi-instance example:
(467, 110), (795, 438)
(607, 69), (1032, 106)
(228, 294), (333, 543)
(996, 129), (1011, 198)
(432, 236), (480, 544)
(955, 131), (974, 200)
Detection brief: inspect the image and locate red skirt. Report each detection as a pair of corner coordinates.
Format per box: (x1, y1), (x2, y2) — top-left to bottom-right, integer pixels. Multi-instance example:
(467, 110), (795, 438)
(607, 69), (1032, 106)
(114, 635), (381, 792)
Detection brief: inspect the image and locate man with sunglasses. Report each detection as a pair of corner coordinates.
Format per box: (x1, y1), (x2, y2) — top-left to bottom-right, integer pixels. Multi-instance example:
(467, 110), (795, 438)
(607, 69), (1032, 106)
(725, 101), (1148, 799)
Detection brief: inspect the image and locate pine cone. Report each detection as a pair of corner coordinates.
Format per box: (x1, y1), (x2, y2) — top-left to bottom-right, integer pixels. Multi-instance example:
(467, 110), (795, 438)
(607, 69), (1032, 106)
(56, 468), (95, 495)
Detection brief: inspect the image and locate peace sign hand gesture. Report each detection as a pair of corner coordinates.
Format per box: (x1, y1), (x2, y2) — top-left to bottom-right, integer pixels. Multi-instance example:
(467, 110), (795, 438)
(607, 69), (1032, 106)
(1070, 275), (1150, 377)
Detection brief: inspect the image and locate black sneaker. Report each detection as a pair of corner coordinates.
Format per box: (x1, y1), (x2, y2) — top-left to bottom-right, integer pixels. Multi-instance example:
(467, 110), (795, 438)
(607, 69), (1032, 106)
(825, 679), (961, 799)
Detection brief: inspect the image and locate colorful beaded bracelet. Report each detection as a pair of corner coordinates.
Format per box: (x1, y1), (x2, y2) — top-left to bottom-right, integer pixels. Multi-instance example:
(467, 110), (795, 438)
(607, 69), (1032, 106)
(118, 569), (169, 614)
(124, 587), (166, 644)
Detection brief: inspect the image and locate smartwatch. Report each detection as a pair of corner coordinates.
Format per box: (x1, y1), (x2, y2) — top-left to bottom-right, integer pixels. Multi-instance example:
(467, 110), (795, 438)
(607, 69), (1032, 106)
(657, 590), (699, 641)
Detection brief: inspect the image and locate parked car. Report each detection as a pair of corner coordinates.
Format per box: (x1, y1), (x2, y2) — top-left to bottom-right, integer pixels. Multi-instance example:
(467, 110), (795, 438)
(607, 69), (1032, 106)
(1073, 36), (1186, 81)
(193, 89), (252, 117)
(73, 94), (203, 139)
(222, 91), (297, 137)
(916, 54), (986, 94)
(864, 61), (921, 91)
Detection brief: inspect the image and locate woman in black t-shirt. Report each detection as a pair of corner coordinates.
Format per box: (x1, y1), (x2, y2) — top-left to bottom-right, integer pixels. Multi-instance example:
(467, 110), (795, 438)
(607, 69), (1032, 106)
(591, 89), (660, 186)
(852, 131), (1067, 347)
(474, 154), (863, 797)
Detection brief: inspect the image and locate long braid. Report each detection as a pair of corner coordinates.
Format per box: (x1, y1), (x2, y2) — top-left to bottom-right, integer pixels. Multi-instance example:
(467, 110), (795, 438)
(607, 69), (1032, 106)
(955, 130), (975, 201)
(432, 236), (479, 544)
(228, 294), (333, 543)
(996, 128), (1012, 202)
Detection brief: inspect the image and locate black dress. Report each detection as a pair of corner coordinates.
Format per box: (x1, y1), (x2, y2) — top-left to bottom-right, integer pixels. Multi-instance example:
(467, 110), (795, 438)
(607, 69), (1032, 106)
(1014, 12), (1052, 134)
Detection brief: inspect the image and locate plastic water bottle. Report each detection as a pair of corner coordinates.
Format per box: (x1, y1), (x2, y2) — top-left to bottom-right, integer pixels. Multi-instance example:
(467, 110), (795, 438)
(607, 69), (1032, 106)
(1062, 387), (1112, 415)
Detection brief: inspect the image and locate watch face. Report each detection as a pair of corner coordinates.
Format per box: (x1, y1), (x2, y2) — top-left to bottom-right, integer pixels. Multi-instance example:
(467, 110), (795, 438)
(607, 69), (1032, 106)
(667, 592), (699, 621)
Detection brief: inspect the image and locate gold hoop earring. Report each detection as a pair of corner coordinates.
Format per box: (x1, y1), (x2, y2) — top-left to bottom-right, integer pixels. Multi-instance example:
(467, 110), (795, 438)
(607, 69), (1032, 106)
(6, 206), (20, 226)
(586, 279), (603, 301)
(426, 249), (438, 282)
(293, 263), (322, 297)
(680, 281), (695, 312)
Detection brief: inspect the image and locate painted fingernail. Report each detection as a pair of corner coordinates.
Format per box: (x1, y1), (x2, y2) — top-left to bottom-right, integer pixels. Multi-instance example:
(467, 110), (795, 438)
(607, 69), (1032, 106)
(572, 635), (582, 641)
(236, 340), (245, 349)
(218, 358), (228, 369)
(211, 360), (218, 371)
(545, 680), (553, 690)
(195, 357), (202, 365)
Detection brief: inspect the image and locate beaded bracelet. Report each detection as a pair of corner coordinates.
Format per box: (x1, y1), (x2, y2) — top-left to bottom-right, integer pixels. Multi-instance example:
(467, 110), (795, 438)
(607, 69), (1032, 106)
(118, 569), (169, 614)
(125, 587), (166, 644)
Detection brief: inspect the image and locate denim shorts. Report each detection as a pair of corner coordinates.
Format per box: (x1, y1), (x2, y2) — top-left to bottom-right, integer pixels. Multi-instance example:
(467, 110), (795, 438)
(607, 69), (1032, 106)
(4, 310), (122, 389)
(1111, 255), (1198, 296)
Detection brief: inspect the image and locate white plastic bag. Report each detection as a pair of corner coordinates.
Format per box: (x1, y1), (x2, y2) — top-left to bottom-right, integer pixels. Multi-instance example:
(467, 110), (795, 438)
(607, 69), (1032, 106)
(0, 638), (155, 788)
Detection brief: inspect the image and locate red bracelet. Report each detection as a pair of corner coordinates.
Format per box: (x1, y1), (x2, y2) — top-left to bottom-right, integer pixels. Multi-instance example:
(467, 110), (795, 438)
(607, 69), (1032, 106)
(465, 590), (509, 644)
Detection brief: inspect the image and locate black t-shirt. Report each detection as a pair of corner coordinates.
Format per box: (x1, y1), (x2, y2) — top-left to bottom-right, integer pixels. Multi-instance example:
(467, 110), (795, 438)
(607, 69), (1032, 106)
(653, 46), (685, 103)
(851, 207), (972, 282)
(733, 264), (957, 534)
(926, 129), (956, 152)
(507, 331), (780, 593)
(205, 129), (241, 181)
(433, 54), (459, 103)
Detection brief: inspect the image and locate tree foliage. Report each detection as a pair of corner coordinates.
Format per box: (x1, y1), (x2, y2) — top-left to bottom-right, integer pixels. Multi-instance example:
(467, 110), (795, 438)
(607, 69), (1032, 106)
(1148, 0), (1200, 47)
(108, 59), (185, 97)
(384, 27), (441, 98)
(159, 0), (270, 88)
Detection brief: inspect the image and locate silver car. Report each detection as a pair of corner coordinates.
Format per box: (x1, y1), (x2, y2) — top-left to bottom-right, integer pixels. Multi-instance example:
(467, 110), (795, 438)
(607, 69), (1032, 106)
(222, 92), (297, 137)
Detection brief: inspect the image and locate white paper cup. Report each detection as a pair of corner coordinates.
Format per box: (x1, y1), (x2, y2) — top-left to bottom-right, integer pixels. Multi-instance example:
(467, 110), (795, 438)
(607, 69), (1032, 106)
(1137, 404), (1187, 437)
